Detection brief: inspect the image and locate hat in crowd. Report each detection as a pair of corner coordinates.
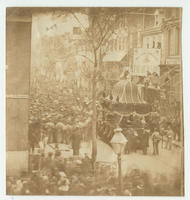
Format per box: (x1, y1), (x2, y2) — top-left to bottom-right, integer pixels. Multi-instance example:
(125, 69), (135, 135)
(144, 124), (149, 129)
(55, 150), (61, 157)
(154, 127), (159, 131)
(59, 171), (66, 177)
(134, 132), (138, 136)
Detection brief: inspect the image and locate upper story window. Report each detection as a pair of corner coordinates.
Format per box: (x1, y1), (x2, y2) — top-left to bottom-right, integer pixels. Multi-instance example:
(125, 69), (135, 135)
(168, 28), (176, 56)
(146, 37), (150, 49)
(157, 42), (161, 49)
(166, 8), (181, 19)
(73, 27), (82, 35)
(144, 15), (155, 29)
(109, 40), (114, 51)
(168, 27), (181, 56)
(132, 32), (138, 48)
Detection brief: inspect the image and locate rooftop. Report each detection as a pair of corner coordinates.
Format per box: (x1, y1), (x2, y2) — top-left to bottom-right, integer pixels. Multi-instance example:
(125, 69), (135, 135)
(103, 51), (127, 62)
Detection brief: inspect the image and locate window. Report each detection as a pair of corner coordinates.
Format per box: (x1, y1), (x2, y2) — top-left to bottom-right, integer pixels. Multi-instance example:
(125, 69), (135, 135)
(119, 38), (122, 50)
(109, 40), (114, 51)
(166, 8), (172, 18)
(144, 15), (155, 28)
(166, 8), (181, 19)
(123, 37), (127, 50)
(157, 42), (161, 49)
(132, 32), (138, 48)
(114, 39), (117, 51)
(146, 37), (150, 49)
(73, 27), (82, 35)
(155, 15), (159, 26)
(168, 27), (181, 56)
(175, 8), (180, 18)
(176, 27), (181, 55)
(152, 40), (155, 48)
(168, 28), (176, 56)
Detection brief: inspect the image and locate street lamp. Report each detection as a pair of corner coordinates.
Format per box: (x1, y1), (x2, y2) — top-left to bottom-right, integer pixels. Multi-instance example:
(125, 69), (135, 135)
(110, 127), (127, 195)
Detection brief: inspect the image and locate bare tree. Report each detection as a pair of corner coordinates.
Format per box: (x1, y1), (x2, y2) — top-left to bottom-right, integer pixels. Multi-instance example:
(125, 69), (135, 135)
(69, 8), (129, 172)
(50, 7), (131, 172)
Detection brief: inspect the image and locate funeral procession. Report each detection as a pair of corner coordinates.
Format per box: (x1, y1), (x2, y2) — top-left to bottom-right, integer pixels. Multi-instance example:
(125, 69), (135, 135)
(6, 7), (183, 196)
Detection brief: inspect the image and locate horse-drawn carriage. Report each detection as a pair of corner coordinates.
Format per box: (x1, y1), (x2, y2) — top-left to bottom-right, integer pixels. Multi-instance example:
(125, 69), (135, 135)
(98, 69), (160, 154)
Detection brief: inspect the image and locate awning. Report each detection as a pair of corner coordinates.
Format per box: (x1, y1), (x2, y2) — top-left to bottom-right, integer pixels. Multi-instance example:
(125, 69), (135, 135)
(103, 51), (127, 62)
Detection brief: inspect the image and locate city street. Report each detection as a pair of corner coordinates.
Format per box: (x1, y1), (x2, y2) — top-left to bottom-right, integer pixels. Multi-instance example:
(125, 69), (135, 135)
(6, 7), (184, 196)
(121, 143), (182, 177)
(45, 138), (183, 178)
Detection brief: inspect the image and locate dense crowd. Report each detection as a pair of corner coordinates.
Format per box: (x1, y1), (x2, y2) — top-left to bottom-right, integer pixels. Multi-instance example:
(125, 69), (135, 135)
(8, 74), (181, 196)
(29, 74), (181, 155)
(29, 76), (94, 154)
(97, 109), (180, 156)
(7, 150), (181, 196)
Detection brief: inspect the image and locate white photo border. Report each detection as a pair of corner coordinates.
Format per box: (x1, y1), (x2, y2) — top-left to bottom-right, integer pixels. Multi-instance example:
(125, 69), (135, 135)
(1, 0), (190, 200)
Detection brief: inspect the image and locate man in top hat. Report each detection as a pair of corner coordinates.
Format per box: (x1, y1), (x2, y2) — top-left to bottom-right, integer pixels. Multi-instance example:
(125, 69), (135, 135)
(140, 125), (150, 155)
(151, 127), (161, 155)
(71, 126), (82, 156)
(125, 128), (136, 154)
(165, 124), (175, 150)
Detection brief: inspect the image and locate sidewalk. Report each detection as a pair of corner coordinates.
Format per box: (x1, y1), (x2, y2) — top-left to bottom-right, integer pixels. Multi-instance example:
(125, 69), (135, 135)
(44, 139), (117, 163)
(161, 136), (183, 149)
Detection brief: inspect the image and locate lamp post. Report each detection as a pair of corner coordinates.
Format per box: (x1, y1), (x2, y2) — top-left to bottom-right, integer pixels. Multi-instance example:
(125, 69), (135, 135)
(110, 127), (127, 195)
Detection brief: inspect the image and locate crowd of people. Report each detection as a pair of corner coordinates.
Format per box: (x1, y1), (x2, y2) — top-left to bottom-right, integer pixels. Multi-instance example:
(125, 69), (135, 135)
(6, 70), (182, 196)
(29, 71), (181, 156)
(7, 148), (181, 196)
(97, 110), (179, 156)
(29, 76), (94, 155)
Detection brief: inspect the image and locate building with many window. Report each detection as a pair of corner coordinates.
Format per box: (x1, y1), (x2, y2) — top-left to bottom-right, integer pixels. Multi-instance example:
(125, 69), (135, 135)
(159, 8), (182, 104)
(140, 8), (183, 140)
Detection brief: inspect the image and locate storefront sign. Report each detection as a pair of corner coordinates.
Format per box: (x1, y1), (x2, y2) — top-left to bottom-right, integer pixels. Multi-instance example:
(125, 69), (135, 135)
(133, 48), (161, 76)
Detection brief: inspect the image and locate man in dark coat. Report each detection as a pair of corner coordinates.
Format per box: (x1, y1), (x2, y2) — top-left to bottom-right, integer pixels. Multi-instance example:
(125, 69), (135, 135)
(71, 130), (81, 156)
(126, 128), (136, 153)
(152, 128), (161, 155)
(139, 128), (149, 154)
(29, 120), (41, 153)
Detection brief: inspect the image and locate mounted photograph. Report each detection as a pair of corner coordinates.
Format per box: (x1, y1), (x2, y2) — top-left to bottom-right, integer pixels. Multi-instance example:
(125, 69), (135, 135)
(6, 7), (184, 196)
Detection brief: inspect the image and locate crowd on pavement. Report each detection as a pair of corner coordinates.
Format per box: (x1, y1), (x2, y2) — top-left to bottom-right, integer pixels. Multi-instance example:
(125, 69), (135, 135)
(97, 111), (180, 157)
(7, 148), (181, 196)
(28, 74), (181, 157)
(7, 74), (180, 196)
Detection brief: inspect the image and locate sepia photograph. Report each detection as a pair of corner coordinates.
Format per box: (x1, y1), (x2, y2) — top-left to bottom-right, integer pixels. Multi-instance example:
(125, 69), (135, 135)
(6, 7), (184, 196)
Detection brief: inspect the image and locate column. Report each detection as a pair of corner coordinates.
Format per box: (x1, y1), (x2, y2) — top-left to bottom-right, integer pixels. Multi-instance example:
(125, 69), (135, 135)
(130, 33), (133, 49)
(137, 31), (141, 48)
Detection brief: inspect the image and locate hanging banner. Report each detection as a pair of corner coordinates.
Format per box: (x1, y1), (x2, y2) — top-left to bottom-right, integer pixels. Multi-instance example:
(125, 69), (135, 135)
(133, 48), (161, 76)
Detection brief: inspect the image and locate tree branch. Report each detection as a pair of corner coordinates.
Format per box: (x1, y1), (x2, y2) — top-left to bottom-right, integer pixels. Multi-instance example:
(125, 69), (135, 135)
(77, 54), (94, 64)
(70, 11), (95, 49)
(95, 16), (120, 51)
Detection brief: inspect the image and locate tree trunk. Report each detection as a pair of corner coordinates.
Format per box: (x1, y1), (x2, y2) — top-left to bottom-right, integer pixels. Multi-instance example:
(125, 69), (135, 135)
(91, 49), (98, 174)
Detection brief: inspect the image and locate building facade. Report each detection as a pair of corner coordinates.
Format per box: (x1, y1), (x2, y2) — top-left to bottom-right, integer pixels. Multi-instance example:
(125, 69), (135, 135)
(140, 8), (182, 103)
(6, 8), (32, 176)
(140, 8), (183, 140)
(159, 8), (182, 108)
